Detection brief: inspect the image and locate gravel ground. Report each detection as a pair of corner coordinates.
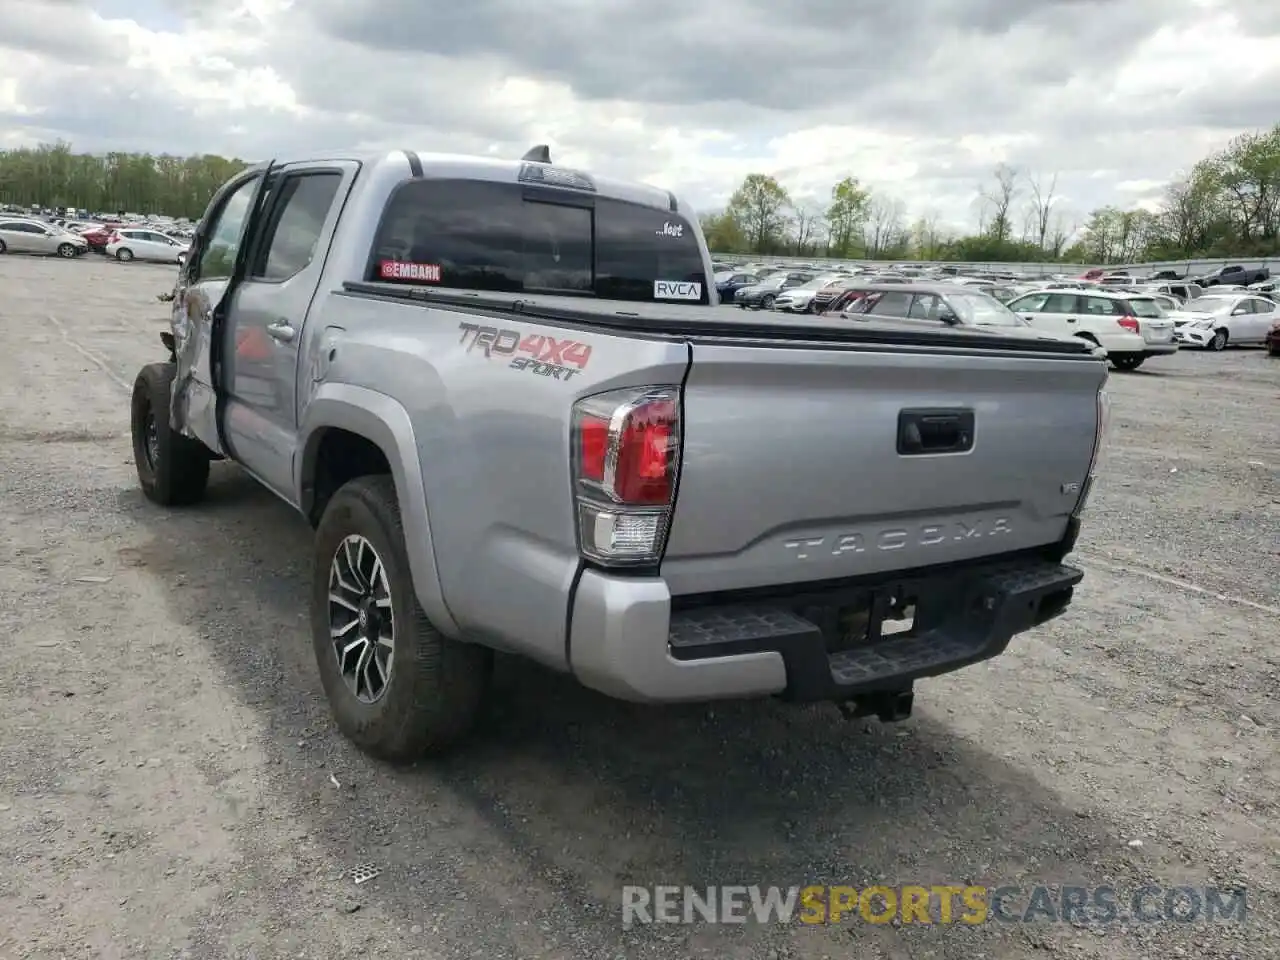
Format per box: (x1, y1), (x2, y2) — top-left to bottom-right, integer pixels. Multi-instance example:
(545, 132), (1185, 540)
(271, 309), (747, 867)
(0, 253), (1276, 960)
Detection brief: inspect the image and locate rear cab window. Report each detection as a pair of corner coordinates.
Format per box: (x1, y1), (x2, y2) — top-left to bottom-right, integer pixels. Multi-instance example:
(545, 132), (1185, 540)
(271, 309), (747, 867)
(367, 178), (711, 305)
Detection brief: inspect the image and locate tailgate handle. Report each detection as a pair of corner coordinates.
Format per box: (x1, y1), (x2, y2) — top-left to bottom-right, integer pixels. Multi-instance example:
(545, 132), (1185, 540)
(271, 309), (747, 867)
(897, 409), (974, 455)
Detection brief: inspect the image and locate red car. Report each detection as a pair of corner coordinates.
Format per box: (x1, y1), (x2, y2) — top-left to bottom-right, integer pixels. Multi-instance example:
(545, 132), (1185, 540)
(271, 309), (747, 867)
(80, 224), (121, 252)
(1267, 317), (1280, 357)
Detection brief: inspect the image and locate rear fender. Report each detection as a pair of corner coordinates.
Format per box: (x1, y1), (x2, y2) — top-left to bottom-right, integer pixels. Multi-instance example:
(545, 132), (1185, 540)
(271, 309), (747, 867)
(298, 383), (459, 637)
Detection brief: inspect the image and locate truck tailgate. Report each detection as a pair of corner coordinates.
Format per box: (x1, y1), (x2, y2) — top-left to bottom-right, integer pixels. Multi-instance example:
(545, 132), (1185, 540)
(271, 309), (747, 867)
(662, 342), (1106, 596)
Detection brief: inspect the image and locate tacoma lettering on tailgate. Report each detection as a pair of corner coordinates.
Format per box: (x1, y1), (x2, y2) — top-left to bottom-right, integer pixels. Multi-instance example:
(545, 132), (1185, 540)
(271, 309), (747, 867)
(784, 517), (1013, 560)
(457, 322), (592, 381)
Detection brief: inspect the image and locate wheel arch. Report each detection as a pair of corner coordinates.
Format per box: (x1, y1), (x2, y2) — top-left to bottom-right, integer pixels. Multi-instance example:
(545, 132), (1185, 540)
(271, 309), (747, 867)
(298, 384), (459, 637)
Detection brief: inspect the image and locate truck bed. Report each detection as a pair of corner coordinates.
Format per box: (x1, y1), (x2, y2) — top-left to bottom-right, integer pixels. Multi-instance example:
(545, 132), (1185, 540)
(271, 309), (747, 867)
(341, 281), (1095, 356)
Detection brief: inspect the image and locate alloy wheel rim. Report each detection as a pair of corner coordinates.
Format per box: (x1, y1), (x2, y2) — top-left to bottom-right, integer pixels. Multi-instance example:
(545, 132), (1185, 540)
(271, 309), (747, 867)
(143, 408), (160, 470)
(328, 534), (395, 704)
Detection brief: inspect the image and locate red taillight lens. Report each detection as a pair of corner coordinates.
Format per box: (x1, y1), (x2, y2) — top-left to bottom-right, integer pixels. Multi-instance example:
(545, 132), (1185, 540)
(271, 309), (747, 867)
(614, 400), (676, 505)
(578, 414), (609, 482)
(1117, 317), (1140, 334)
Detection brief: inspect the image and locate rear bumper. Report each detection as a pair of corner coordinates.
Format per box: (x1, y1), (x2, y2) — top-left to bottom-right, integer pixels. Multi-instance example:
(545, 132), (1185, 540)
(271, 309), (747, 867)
(1143, 342), (1178, 356)
(568, 548), (1083, 704)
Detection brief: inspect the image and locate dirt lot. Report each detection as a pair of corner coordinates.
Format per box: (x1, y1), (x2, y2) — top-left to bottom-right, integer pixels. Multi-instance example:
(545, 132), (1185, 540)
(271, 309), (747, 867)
(0, 253), (1276, 960)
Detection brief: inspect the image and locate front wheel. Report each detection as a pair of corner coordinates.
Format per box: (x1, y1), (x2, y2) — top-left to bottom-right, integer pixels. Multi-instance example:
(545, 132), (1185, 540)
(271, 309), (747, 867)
(311, 475), (491, 762)
(57, 243), (76, 258)
(760, 294), (776, 310)
(116, 248), (134, 262)
(1209, 329), (1228, 351)
(176, 251), (187, 265)
(130, 362), (211, 505)
(0, 239), (7, 254)
(1110, 355), (1145, 371)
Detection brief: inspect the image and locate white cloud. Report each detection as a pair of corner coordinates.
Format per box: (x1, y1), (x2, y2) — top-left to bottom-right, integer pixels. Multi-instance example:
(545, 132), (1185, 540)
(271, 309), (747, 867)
(1, 0), (1279, 230)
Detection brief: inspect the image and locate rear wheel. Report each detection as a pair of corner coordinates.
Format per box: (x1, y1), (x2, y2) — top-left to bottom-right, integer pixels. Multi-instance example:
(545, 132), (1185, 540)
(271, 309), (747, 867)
(130, 362), (210, 506)
(116, 248), (134, 262)
(0, 239), (7, 254)
(311, 475), (491, 762)
(1209, 329), (1228, 351)
(1110, 355), (1145, 371)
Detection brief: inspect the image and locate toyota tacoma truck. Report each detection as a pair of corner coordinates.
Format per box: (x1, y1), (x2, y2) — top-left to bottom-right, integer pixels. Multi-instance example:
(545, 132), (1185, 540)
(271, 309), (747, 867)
(129, 147), (1110, 762)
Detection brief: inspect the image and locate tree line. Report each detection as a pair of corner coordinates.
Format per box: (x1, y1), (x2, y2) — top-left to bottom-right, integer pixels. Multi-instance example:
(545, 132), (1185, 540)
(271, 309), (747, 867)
(701, 123), (1280, 264)
(2, 127), (1278, 264)
(0, 141), (248, 219)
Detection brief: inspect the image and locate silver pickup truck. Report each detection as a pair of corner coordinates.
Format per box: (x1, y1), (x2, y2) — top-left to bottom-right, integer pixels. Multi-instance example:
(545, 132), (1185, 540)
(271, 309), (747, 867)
(129, 147), (1110, 762)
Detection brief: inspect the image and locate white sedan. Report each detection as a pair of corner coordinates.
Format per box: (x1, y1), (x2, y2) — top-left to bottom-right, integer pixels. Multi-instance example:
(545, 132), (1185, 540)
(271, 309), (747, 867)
(1168, 294), (1277, 350)
(106, 228), (190, 265)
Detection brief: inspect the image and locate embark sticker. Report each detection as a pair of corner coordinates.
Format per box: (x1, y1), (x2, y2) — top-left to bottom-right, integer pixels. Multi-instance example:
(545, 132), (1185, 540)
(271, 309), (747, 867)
(379, 260), (441, 282)
(654, 280), (702, 300)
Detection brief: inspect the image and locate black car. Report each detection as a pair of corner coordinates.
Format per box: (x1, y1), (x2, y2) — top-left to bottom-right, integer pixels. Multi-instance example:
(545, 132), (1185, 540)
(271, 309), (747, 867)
(714, 270), (760, 300)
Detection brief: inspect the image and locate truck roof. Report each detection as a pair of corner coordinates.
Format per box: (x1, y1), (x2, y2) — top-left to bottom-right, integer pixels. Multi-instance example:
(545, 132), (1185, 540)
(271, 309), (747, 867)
(275, 149), (679, 215)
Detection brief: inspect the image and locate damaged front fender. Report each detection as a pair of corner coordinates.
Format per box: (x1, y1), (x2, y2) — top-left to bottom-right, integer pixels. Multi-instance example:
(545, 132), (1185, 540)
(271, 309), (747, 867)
(168, 287), (225, 456)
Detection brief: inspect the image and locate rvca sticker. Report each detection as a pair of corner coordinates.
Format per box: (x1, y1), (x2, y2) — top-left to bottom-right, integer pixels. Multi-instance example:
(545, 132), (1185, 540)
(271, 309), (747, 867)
(654, 280), (701, 300)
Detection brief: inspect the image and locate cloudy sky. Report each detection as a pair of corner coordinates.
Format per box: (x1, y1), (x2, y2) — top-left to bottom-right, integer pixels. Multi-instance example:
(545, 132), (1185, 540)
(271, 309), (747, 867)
(2, 0), (1278, 230)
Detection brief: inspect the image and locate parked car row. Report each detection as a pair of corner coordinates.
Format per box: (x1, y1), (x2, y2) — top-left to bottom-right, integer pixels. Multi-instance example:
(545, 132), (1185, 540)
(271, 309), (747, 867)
(0, 213), (189, 264)
(722, 265), (1278, 370)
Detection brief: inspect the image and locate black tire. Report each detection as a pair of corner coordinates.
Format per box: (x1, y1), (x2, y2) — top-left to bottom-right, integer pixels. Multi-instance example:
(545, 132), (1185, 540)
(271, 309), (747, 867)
(1209, 329), (1228, 351)
(761, 294), (776, 310)
(311, 475), (491, 762)
(130, 362), (211, 506)
(1110, 355), (1145, 371)
(116, 248), (134, 262)
(0, 239), (7, 254)
(57, 243), (76, 258)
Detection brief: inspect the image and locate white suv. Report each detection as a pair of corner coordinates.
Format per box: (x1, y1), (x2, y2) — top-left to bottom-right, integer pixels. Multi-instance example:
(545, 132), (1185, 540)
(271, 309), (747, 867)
(1006, 289), (1178, 371)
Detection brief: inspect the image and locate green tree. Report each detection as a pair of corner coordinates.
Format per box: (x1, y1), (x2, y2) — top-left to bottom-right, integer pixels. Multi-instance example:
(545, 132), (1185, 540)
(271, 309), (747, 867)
(725, 173), (791, 253)
(825, 176), (870, 256)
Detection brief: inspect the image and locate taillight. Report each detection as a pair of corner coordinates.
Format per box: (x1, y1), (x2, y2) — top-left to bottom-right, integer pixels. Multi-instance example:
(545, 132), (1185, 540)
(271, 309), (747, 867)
(571, 386), (681, 565)
(1073, 388), (1110, 518)
(1117, 316), (1140, 334)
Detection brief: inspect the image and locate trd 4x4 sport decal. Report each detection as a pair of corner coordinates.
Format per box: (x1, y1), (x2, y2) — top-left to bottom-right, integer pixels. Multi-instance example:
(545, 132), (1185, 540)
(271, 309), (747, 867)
(457, 322), (592, 382)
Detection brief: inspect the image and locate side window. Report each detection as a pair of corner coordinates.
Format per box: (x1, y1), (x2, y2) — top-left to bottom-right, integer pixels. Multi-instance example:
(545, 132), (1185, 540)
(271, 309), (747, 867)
(196, 176), (261, 282)
(1081, 296), (1114, 315)
(1251, 299), (1273, 313)
(251, 172), (343, 282)
(867, 291), (913, 317)
(1042, 293), (1079, 314)
(907, 294), (938, 320)
(1013, 293), (1050, 312)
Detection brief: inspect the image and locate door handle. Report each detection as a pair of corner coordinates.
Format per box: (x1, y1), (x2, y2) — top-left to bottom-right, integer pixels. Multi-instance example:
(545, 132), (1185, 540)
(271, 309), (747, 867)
(897, 408), (975, 456)
(1066, 317), (1076, 323)
(266, 321), (296, 342)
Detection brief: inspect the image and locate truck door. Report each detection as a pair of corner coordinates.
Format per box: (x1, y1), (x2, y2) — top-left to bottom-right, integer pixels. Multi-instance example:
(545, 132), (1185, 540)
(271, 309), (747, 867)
(170, 163), (272, 455)
(219, 161), (356, 501)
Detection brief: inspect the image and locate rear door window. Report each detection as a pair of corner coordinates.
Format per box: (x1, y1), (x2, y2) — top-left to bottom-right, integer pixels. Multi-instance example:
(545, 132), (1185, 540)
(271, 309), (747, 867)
(866, 291), (913, 317)
(1081, 296), (1118, 315)
(1041, 293), (1080, 314)
(369, 179), (709, 304)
